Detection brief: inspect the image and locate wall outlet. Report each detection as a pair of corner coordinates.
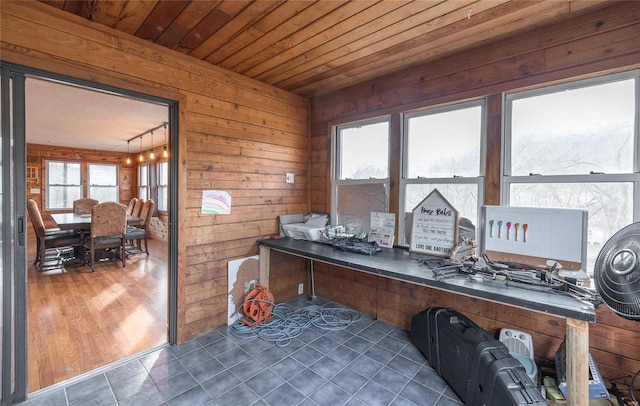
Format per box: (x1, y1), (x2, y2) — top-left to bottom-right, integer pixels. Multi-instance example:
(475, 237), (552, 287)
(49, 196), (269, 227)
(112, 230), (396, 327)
(298, 283), (304, 294)
(286, 172), (295, 184)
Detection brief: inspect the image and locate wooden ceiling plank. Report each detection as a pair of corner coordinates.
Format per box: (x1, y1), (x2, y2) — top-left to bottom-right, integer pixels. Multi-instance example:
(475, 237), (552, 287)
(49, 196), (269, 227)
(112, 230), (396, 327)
(248, 0), (412, 81)
(38, 1), (64, 10)
(91, 1), (127, 27)
(200, 1), (287, 65)
(134, 0), (190, 42)
(289, 1), (580, 96)
(177, 1), (250, 54)
(207, 1), (324, 66)
(62, 0), (92, 20)
(113, 0), (158, 35)
(155, 1), (220, 50)
(269, 0), (482, 88)
(310, 0), (630, 108)
(225, 1), (402, 73)
(255, 0), (449, 83)
(188, 0), (255, 59)
(236, 0), (387, 76)
(202, 1), (318, 66)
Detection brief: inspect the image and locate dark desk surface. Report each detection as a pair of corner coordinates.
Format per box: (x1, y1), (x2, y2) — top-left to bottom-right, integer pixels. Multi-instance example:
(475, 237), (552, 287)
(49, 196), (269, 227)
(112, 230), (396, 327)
(258, 238), (596, 322)
(51, 213), (142, 231)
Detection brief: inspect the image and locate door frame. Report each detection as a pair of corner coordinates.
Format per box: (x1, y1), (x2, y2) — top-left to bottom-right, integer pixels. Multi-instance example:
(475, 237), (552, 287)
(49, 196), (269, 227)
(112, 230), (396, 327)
(1, 62), (28, 406)
(0, 61), (179, 402)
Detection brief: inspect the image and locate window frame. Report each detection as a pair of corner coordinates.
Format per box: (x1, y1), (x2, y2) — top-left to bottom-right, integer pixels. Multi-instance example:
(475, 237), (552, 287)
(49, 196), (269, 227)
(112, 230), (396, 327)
(157, 160), (168, 211)
(502, 70), (640, 212)
(399, 99), (487, 246)
(331, 116), (391, 230)
(502, 70), (640, 272)
(138, 163), (149, 201)
(87, 162), (119, 203)
(45, 159), (82, 211)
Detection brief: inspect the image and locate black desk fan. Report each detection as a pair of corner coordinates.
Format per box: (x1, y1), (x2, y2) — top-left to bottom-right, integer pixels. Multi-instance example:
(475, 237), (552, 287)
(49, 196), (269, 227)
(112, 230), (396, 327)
(594, 221), (640, 321)
(593, 221), (640, 403)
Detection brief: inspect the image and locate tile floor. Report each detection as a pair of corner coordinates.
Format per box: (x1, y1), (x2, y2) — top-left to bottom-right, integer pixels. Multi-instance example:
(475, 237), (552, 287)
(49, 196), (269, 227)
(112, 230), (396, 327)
(23, 296), (462, 406)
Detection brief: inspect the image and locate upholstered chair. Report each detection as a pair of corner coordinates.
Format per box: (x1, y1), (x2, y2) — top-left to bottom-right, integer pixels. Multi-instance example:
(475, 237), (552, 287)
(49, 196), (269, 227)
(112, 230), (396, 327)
(83, 202), (127, 272)
(131, 199), (144, 218)
(125, 199), (155, 256)
(126, 197), (138, 216)
(73, 198), (99, 215)
(27, 199), (81, 272)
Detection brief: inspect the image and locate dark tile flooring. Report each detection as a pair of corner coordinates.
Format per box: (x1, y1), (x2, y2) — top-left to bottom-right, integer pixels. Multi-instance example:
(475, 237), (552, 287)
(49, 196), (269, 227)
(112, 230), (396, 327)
(23, 296), (462, 406)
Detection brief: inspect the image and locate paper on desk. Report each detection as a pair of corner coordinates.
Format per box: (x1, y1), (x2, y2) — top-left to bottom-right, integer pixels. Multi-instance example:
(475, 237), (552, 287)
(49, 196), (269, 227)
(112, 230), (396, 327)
(305, 213), (329, 227)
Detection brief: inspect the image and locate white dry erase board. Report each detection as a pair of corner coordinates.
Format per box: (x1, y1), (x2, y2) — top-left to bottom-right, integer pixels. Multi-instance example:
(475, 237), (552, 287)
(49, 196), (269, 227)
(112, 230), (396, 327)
(480, 206), (588, 270)
(410, 189), (459, 257)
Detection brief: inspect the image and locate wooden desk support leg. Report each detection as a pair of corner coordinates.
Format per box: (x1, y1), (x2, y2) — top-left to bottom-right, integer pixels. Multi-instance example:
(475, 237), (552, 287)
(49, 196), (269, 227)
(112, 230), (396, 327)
(259, 245), (270, 287)
(566, 318), (589, 406)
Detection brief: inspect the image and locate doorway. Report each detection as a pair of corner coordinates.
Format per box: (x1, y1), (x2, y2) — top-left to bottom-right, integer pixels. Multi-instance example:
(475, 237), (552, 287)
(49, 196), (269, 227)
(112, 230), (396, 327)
(1, 64), (179, 400)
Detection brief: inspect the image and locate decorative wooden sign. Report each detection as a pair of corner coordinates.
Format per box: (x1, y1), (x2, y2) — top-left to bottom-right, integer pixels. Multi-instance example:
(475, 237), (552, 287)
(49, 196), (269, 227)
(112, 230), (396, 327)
(410, 188), (459, 257)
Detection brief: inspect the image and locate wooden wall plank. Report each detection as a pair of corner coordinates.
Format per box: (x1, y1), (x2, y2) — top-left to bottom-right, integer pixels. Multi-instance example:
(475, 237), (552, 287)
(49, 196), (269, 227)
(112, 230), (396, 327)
(2, 0), (309, 344)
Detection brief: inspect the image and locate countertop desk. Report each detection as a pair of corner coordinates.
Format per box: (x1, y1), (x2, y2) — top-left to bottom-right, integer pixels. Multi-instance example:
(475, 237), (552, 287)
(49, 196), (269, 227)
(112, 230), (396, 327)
(258, 238), (595, 406)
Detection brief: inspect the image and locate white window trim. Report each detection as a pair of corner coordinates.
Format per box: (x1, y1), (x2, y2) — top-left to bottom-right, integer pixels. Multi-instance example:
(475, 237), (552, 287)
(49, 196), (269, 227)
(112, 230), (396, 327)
(501, 70), (640, 223)
(157, 161), (168, 211)
(45, 160), (82, 210)
(399, 99), (487, 246)
(88, 163), (119, 202)
(139, 163), (149, 201)
(331, 117), (391, 225)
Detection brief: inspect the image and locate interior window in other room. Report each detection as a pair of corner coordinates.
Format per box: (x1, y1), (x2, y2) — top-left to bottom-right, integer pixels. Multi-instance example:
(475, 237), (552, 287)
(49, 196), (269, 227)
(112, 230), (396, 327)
(401, 100), (485, 246)
(88, 163), (118, 203)
(333, 118), (390, 235)
(503, 71), (639, 274)
(139, 164), (149, 201)
(46, 160), (82, 210)
(157, 161), (168, 211)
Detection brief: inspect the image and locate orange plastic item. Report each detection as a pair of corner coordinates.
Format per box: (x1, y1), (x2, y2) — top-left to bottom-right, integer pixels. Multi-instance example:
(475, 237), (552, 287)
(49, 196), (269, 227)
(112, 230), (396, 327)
(242, 284), (275, 327)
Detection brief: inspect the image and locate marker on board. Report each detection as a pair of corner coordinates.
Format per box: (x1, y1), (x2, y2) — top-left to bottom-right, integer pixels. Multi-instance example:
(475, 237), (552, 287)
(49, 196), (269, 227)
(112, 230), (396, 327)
(523, 224), (529, 242)
(514, 223), (520, 241)
(489, 220), (494, 237)
(497, 221), (503, 238)
(506, 222), (512, 240)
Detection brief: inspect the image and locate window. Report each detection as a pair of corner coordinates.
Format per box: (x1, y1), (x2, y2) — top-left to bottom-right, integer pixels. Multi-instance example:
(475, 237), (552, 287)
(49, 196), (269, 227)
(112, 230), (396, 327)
(333, 118), (390, 234)
(46, 161), (81, 210)
(88, 164), (118, 203)
(139, 164), (149, 200)
(157, 161), (168, 211)
(503, 71), (640, 273)
(401, 100), (486, 245)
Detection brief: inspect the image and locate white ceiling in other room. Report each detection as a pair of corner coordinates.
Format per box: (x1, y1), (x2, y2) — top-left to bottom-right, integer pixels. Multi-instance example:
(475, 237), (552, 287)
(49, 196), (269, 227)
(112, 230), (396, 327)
(25, 77), (169, 153)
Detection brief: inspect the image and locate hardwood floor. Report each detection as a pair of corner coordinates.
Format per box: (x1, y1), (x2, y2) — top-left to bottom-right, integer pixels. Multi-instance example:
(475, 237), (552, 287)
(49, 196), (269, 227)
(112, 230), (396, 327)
(26, 233), (169, 393)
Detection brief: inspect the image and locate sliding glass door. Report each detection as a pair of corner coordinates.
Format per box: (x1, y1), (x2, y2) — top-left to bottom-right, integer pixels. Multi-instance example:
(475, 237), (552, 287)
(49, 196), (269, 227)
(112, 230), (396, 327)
(1, 64), (28, 405)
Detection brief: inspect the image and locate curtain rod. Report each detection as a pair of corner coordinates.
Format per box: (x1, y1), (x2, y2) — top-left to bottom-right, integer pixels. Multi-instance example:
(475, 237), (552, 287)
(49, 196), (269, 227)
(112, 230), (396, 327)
(127, 121), (168, 143)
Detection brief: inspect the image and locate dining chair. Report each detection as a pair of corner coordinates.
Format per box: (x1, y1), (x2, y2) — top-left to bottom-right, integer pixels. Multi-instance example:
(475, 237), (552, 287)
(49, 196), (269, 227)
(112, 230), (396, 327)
(126, 199), (155, 256)
(131, 199), (144, 218)
(126, 197), (138, 216)
(83, 201), (127, 272)
(73, 198), (99, 215)
(27, 199), (81, 272)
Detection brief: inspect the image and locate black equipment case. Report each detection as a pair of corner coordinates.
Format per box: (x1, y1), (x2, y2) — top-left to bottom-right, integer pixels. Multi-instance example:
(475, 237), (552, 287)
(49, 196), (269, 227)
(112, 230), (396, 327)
(411, 307), (546, 406)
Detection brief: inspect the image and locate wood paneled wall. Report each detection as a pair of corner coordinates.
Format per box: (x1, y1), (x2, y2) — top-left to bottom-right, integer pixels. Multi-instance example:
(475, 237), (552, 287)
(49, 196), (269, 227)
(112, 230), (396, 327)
(309, 1), (640, 391)
(26, 143), (135, 213)
(2, 1), (309, 342)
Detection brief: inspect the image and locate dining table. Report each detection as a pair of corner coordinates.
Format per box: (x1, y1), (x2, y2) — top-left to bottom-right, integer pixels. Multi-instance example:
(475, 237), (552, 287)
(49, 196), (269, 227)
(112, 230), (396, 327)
(50, 213), (142, 231)
(49, 212), (143, 266)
